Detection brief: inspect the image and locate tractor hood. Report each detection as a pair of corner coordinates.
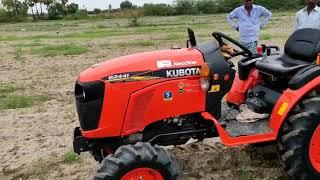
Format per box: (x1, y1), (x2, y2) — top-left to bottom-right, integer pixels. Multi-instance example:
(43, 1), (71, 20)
(78, 48), (204, 83)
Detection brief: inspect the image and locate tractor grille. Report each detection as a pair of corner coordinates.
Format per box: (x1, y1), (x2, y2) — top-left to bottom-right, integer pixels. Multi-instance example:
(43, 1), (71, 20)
(75, 81), (105, 131)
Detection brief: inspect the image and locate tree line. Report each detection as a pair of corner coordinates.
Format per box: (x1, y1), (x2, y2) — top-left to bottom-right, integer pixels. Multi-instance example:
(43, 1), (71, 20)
(0, 0), (85, 22)
(141, 0), (310, 16)
(0, 0), (317, 23)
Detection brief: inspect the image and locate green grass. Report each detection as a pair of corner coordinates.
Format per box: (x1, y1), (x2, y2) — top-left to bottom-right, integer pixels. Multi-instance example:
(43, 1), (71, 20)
(117, 41), (155, 47)
(0, 30), (128, 41)
(0, 84), (24, 95)
(63, 150), (80, 164)
(161, 33), (186, 41)
(0, 25), (189, 42)
(234, 171), (253, 180)
(97, 24), (108, 29)
(192, 23), (214, 29)
(14, 47), (23, 61)
(13, 42), (45, 48)
(0, 85), (48, 110)
(0, 34), (46, 41)
(197, 33), (212, 37)
(0, 12), (296, 43)
(261, 33), (272, 40)
(0, 95), (49, 110)
(4, 21), (81, 32)
(0, 86), (24, 94)
(32, 44), (89, 57)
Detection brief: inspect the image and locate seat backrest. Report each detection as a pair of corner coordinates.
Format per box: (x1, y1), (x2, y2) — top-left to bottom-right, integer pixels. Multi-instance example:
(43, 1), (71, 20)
(285, 28), (320, 62)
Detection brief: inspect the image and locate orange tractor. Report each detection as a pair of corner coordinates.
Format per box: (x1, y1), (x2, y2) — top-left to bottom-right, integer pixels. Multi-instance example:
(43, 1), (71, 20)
(73, 28), (320, 180)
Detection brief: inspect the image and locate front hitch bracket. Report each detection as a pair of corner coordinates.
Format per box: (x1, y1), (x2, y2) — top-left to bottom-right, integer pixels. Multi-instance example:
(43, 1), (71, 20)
(73, 127), (90, 154)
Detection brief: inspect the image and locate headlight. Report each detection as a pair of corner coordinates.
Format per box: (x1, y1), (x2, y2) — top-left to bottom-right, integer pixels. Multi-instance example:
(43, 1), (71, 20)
(200, 79), (210, 92)
(82, 89), (86, 99)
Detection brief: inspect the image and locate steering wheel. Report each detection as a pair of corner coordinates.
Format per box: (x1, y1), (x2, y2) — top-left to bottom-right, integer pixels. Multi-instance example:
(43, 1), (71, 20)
(212, 32), (253, 58)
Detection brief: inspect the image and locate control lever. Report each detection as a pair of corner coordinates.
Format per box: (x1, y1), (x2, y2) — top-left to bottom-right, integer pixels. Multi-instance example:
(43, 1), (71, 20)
(261, 44), (280, 56)
(266, 46), (280, 56)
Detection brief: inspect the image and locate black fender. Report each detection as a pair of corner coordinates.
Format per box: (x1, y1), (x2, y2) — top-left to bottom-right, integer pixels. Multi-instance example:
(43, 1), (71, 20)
(289, 65), (320, 90)
(196, 40), (235, 119)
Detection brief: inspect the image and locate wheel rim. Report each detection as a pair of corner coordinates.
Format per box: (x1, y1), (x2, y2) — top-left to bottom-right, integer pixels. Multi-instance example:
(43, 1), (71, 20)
(121, 168), (164, 180)
(310, 125), (320, 173)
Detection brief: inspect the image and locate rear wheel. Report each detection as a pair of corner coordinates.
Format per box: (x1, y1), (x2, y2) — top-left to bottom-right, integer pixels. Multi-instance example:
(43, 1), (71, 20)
(310, 125), (320, 173)
(94, 142), (179, 180)
(121, 168), (163, 180)
(278, 89), (320, 180)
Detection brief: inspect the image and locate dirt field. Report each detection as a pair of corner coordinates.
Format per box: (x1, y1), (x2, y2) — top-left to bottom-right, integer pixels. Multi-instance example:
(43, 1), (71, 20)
(0, 13), (295, 179)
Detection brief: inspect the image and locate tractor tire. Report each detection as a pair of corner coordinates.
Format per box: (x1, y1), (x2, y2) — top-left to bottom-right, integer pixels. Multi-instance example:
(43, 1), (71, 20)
(278, 89), (320, 180)
(94, 142), (179, 180)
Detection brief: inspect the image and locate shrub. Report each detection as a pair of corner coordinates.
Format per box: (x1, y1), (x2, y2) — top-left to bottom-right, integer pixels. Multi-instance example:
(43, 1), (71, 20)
(196, 0), (219, 14)
(174, 0), (198, 15)
(93, 8), (102, 14)
(120, 0), (133, 9)
(47, 2), (64, 20)
(0, 9), (28, 23)
(0, 9), (11, 23)
(66, 3), (79, 14)
(64, 9), (88, 20)
(128, 16), (140, 27)
(143, 3), (176, 16)
(63, 150), (80, 164)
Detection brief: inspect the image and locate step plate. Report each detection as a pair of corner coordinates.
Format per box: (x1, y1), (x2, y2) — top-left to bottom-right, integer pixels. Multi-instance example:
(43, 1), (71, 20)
(224, 119), (272, 137)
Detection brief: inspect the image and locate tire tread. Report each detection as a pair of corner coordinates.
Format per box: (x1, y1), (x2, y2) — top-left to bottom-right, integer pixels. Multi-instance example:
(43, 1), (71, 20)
(277, 88), (320, 180)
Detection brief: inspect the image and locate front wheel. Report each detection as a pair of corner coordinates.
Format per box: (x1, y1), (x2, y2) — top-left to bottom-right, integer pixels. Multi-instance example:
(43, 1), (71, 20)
(94, 142), (179, 180)
(278, 89), (320, 180)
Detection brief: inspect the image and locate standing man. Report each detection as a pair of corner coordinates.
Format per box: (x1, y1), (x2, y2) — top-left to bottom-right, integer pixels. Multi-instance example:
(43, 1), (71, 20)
(228, 0), (272, 54)
(295, 0), (320, 30)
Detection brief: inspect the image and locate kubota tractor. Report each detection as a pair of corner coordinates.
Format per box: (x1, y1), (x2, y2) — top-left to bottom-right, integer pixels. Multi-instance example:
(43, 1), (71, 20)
(73, 28), (320, 180)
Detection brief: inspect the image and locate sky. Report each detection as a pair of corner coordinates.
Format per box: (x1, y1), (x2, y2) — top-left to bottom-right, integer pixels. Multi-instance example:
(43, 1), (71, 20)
(70, 0), (175, 10)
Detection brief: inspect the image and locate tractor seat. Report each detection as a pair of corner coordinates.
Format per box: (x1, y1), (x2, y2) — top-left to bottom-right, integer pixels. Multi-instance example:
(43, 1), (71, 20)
(256, 55), (310, 77)
(256, 28), (320, 77)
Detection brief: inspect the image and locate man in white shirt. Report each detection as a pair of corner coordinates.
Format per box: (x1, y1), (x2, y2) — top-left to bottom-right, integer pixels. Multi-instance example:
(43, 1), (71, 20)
(295, 0), (320, 30)
(228, 0), (272, 54)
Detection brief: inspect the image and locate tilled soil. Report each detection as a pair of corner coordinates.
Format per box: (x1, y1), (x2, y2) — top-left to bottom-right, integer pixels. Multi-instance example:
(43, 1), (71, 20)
(171, 139), (288, 180)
